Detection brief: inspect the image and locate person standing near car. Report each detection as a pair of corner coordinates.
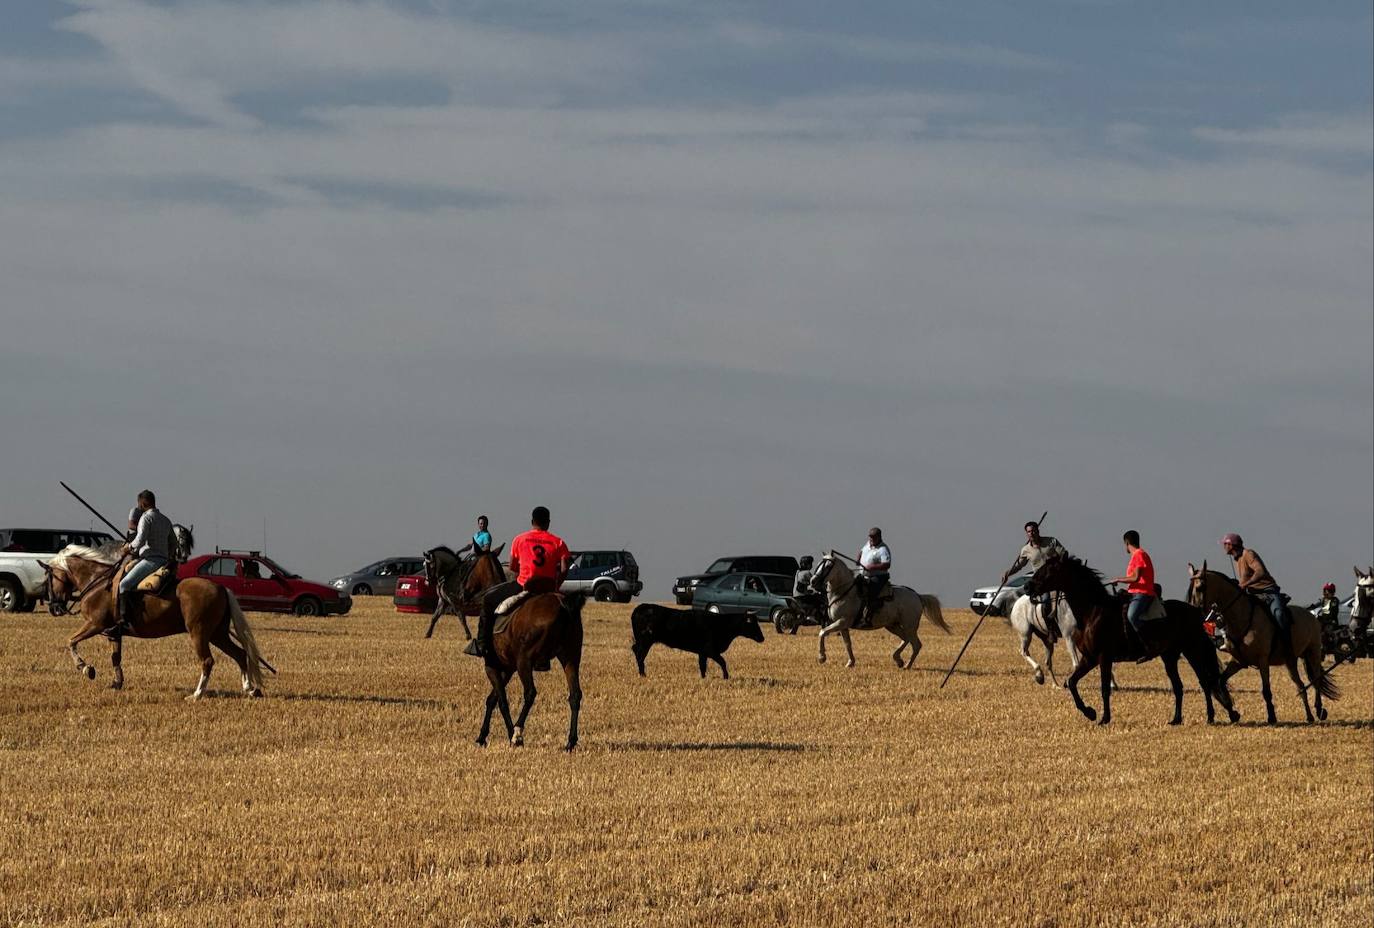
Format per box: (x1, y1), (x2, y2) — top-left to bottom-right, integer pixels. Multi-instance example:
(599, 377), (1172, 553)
(468, 506), (569, 660)
(458, 515), (493, 558)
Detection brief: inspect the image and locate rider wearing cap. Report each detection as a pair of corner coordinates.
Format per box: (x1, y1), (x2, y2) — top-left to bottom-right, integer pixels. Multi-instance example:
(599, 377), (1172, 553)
(1220, 533), (1290, 652)
(1002, 521), (1069, 622)
(854, 528), (891, 629)
(1317, 583), (1341, 628)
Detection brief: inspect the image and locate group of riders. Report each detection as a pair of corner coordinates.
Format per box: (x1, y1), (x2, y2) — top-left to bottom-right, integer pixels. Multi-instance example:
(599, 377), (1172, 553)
(110, 491), (1365, 665)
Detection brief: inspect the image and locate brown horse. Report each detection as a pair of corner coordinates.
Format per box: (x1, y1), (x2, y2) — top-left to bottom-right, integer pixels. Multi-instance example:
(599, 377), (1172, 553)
(423, 545), (506, 639)
(1187, 562), (1337, 724)
(43, 547), (271, 699)
(1025, 554), (1237, 725)
(476, 590), (586, 751)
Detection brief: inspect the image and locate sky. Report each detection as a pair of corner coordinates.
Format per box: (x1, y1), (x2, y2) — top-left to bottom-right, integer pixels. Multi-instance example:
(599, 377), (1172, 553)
(2, 1), (1371, 603)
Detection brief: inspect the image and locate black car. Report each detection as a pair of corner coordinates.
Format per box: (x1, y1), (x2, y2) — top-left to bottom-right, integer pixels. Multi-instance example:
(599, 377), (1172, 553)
(673, 555), (800, 605)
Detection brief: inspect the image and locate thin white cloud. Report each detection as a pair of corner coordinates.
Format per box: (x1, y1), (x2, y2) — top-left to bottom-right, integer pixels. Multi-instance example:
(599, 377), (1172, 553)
(715, 21), (1061, 71)
(1194, 114), (1373, 156)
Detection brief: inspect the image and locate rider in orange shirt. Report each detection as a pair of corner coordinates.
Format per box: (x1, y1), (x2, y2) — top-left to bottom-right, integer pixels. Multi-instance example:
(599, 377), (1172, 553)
(1110, 529), (1161, 659)
(470, 506), (570, 661)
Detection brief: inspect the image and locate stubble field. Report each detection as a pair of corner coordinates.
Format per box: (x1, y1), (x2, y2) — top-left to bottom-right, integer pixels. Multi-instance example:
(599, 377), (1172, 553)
(0, 597), (1369, 928)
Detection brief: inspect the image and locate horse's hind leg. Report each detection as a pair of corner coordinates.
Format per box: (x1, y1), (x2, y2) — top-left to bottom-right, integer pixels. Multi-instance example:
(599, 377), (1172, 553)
(187, 631), (214, 701)
(1020, 629), (1046, 685)
(1097, 657), (1113, 725)
(562, 658), (582, 752)
(891, 639), (907, 668)
(68, 618), (108, 681)
(109, 636), (124, 690)
(1285, 659), (1315, 723)
(487, 667), (515, 740)
(903, 634), (922, 669)
(457, 612), (472, 641)
(1065, 653), (1096, 722)
(1257, 664), (1277, 725)
(210, 628), (256, 696)
(1303, 648), (1329, 721)
(1162, 654), (1184, 725)
(476, 686), (499, 747)
(511, 665), (537, 747)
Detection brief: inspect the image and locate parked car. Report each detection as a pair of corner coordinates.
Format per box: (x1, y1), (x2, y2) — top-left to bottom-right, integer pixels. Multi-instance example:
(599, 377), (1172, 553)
(562, 550), (642, 602)
(968, 573), (1029, 615)
(330, 557), (425, 597)
(673, 555), (799, 605)
(179, 549), (350, 616)
(0, 527), (117, 612)
(394, 572), (437, 614)
(690, 572), (795, 624)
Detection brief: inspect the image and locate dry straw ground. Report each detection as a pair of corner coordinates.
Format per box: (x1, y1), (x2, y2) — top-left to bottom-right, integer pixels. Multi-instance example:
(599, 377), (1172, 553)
(1, 598), (1369, 928)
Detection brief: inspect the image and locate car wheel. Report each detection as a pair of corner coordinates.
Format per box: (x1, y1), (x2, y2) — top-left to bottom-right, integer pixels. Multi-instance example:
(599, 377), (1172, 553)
(772, 607), (796, 634)
(706, 604), (721, 614)
(293, 596), (323, 617)
(352, 584), (372, 596)
(593, 583), (616, 603)
(0, 579), (22, 613)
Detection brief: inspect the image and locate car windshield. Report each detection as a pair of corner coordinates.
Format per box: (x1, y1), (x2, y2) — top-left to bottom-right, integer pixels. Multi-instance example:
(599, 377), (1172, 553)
(763, 575), (792, 595)
(262, 557), (299, 579)
(1009, 575), (1029, 588)
(705, 559), (734, 574)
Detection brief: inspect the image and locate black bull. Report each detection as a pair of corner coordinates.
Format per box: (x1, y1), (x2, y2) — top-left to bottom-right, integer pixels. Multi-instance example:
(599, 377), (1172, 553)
(630, 603), (765, 679)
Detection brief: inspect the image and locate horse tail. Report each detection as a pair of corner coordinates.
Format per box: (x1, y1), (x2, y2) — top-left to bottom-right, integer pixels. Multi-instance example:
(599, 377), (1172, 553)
(921, 594), (951, 633)
(1305, 648), (1340, 701)
(225, 590), (271, 689)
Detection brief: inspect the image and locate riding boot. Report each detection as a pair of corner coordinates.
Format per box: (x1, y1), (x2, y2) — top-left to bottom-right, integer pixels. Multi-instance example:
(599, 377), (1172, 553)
(465, 612), (495, 658)
(1133, 623), (1161, 663)
(113, 592), (138, 637)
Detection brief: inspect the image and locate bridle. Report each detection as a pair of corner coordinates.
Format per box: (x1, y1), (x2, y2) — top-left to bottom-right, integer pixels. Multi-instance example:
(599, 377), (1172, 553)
(811, 553), (861, 611)
(1193, 571), (1254, 635)
(46, 558), (122, 617)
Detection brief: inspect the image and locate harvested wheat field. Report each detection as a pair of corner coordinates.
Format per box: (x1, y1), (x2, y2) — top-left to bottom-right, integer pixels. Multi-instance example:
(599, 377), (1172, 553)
(1, 599), (1369, 928)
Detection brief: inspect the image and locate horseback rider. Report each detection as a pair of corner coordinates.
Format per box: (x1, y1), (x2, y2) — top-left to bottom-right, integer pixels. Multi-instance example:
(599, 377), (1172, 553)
(1110, 530), (1164, 660)
(469, 506), (569, 660)
(1220, 532), (1290, 652)
(854, 528), (891, 629)
(794, 556), (815, 599)
(1317, 583), (1341, 628)
(114, 490), (173, 635)
(1002, 520), (1069, 623)
(457, 515), (493, 559)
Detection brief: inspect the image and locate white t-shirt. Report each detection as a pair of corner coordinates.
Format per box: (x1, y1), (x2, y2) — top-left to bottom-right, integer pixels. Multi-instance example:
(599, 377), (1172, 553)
(859, 543), (891, 573)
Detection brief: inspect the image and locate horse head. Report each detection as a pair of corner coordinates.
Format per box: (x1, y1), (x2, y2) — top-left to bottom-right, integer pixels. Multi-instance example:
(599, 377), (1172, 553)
(809, 551), (848, 593)
(1353, 566), (1374, 622)
(1025, 550), (1074, 598)
(172, 524), (195, 562)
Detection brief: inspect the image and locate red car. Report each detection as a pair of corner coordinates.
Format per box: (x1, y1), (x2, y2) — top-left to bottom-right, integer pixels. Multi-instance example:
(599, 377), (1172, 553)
(393, 572), (437, 614)
(179, 549), (351, 616)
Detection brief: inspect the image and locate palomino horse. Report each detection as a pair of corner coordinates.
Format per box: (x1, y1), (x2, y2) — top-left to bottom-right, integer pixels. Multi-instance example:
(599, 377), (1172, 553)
(475, 590), (587, 751)
(43, 543), (270, 699)
(991, 592), (1081, 687)
(808, 552), (949, 668)
(423, 544), (506, 639)
(1187, 562), (1338, 725)
(1026, 555), (1236, 726)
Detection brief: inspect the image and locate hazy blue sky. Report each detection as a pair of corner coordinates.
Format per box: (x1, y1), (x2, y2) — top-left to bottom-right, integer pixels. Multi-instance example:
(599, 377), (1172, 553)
(3, 1), (1370, 602)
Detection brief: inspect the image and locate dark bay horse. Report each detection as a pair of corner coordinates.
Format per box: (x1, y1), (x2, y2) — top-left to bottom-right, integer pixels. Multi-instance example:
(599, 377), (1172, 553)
(476, 590), (586, 751)
(44, 545), (271, 698)
(423, 544), (506, 639)
(1188, 562), (1337, 724)
(1025, 555), (1237, 726)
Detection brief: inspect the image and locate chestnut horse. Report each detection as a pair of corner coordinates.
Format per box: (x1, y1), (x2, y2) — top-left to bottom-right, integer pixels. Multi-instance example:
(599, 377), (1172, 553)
(43, 546), (271, 699)
(423, 545), (506, 639)
(475, 590), (586, 751)
(1025, 554), (1236, 725)
(1187, 562), (1337, 725)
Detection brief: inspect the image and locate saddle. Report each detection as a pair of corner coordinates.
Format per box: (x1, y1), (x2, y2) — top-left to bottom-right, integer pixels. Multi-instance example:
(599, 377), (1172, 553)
(135, 566), (179, 598)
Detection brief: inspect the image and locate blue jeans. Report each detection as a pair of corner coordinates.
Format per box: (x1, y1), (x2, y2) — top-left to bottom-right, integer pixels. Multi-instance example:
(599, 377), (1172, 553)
(1126, 594), (1154, 633)
(1256, 590), (1288, 634)
(119, 555), (169, 594)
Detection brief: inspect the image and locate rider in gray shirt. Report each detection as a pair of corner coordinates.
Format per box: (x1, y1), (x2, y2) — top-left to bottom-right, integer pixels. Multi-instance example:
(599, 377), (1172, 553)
(115, 490), (173, 632)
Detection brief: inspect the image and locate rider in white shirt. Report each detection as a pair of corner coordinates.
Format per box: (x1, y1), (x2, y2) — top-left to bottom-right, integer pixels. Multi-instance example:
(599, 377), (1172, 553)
(855, 527), (891, 628)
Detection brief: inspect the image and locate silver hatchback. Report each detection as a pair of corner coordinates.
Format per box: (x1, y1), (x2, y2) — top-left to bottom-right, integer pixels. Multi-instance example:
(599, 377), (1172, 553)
(330, 557), (425, 597)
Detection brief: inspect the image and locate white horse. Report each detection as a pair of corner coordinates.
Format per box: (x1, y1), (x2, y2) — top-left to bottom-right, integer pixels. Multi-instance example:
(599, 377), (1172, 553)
(988, 590), (1081, 686)
(1353, 566), (1374, 630)
(809, 552), (949, 668)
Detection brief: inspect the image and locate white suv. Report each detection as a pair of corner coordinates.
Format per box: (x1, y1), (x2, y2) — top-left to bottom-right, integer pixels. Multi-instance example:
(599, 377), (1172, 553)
(968, 573), (1029, 615)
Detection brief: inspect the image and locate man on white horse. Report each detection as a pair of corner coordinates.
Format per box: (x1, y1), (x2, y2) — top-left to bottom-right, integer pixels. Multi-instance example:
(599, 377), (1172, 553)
(115, 490), (174, 635)
(854, 528), (891, 629)
(1002, 520), (1069, 624)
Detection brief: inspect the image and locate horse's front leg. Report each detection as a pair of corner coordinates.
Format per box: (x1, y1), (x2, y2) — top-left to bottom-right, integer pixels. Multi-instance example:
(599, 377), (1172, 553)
(1162, 654), (1184, 725)
(457, 611), (473, 641)
(1064, 651), (1096, 722)
(1256, 663), (1277, 725)
(68, 618), (108, 681)
(841, 629), (856, 668)
(511, 666), (538, 747)
(1097, 656), (1113, 725)
(818, 617), (843, 664)
(424, 599), (445, 638)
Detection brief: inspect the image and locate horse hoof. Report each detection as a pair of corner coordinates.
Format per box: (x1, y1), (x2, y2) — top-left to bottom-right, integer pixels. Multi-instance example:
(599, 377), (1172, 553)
(563, 742), (577, 753)
(511, 737), (524, 748)
(1228, 710), (1241, 724)
(108, 681), (122, 691)
(83, 666), (96, 680)
(1318, 707), (1328, 721)
(1082, 707), (1097, 722)
(250, 689), (263, 699)
(475, 736), (488, 748)
(1168, 718), (1182, 726)
(185, 693), (202, 702)
(845, 660), (855, 669)
(1034, 672), (1044, 685)
(1097, 718), (1111, 726)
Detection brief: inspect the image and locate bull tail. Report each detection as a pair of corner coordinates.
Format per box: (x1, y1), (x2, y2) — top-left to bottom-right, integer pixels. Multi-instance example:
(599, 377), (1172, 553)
(225, 590), (273, 689)
(921, 594), (951, 634)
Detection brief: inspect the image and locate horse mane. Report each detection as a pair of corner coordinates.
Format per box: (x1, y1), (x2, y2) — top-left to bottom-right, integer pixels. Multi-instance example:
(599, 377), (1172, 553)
(1050, 554), (1113, 601)
(427, 544), (456, 558)
(49, 542), (122, 569)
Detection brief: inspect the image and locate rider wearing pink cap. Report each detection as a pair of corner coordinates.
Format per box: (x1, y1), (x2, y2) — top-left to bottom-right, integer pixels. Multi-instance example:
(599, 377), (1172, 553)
(1220, 533), (1290, 649)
